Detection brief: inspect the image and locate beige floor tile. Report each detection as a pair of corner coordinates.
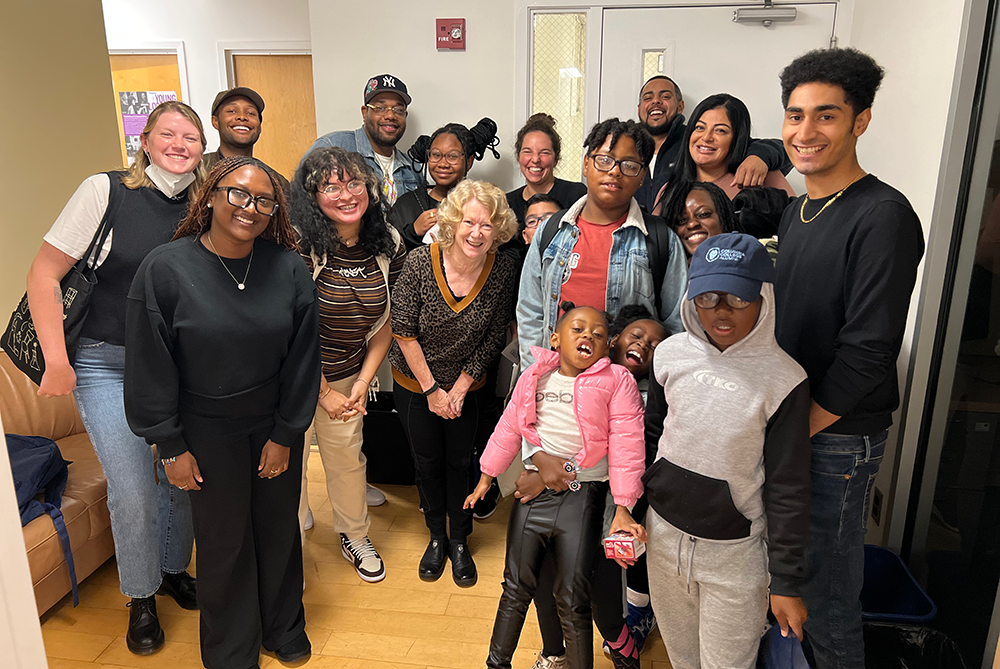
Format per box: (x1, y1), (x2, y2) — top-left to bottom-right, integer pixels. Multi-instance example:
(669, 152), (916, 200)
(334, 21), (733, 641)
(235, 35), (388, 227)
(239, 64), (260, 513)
(95, 638), (204, 668)
(319, 630), (415, 660)
(42, 629), (116, 662)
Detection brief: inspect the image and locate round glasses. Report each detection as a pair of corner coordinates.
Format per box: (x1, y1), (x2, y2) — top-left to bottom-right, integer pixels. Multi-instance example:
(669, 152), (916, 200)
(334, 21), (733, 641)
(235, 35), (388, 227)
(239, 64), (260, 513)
(318, 180), (366, 200)
(524, 212), (554, 230)
(365, 103), (408, 117)
(428, 150), (465, 165)
(692, 292), (753, 310)
(589, 153), (644, 178)
(213, 186), (278, 216)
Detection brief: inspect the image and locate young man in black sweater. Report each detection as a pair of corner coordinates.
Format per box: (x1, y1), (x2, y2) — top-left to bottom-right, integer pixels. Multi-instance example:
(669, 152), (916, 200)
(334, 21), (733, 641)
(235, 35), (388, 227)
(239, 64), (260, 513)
(773, 49), (925, 669)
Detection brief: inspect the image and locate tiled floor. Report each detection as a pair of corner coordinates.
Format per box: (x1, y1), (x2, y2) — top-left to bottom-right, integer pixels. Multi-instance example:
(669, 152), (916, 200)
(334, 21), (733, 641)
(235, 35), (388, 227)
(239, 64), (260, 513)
(40, 451), (672, 668)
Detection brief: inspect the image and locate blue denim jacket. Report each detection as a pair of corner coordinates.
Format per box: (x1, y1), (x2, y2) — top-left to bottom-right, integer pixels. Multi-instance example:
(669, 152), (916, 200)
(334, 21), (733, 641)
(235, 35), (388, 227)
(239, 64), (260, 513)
(516, 195), (687, 369)
(300, 127), (421, 197)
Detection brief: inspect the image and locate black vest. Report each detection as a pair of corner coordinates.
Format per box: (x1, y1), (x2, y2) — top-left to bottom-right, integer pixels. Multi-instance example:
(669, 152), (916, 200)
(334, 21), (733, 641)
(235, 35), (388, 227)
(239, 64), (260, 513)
(81, 171), (190, 345)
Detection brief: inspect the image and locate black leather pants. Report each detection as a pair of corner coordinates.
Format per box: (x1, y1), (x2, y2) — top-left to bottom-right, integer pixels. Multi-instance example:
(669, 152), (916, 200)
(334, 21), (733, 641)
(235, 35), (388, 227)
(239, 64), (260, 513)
(486, 481), (607, 669)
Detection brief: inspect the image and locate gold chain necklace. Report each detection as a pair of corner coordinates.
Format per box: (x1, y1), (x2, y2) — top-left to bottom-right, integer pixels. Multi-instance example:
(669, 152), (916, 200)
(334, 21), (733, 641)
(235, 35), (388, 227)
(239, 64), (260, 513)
(799, 171), (866, 224)
(205, 232), (253, 290)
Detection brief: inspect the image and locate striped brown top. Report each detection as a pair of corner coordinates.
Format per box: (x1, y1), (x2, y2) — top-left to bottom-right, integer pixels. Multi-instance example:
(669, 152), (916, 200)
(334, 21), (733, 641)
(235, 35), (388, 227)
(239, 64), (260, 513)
(303, 242), (406, 382)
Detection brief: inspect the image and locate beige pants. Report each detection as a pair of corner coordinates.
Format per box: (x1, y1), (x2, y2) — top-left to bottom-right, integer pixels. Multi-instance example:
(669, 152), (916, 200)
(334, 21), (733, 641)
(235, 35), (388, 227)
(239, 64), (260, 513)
(298, 373), (371, 540)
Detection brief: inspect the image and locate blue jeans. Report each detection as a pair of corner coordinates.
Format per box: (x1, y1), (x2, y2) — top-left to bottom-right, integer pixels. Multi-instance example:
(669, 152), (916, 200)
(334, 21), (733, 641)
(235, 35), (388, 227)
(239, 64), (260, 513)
(802, 430), (886, 669)
(73, 338), (194, 598)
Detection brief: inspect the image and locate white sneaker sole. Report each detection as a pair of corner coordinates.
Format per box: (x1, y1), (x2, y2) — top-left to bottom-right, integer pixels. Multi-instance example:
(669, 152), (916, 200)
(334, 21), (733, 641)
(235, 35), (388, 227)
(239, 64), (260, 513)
(342, 546), (386, 583)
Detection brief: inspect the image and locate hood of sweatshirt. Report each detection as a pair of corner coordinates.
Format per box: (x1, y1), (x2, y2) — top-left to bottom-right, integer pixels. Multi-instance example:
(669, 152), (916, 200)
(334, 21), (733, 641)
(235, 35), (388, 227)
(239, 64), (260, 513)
(679, 281), (777, 358)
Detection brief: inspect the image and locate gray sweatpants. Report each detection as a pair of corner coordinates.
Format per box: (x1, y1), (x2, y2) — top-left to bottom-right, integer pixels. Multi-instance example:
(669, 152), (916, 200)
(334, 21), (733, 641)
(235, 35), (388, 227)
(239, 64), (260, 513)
(647, 510), (769, 669)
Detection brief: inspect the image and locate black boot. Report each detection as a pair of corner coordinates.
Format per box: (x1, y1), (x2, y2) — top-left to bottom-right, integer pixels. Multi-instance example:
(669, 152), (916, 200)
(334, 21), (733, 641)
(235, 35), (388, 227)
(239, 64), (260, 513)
(450, 541), (477, 587)
(126, 596), (164, 655)
(275, 630), (311, 663)
(419, 538), (449, 581)
(156, 570), (198, 610)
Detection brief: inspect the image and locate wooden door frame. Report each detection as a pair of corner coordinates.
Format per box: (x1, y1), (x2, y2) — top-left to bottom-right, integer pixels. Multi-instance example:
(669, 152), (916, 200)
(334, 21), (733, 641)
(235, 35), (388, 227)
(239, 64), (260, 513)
(109, 41), (191, 102)
(217, 41), (312, 90)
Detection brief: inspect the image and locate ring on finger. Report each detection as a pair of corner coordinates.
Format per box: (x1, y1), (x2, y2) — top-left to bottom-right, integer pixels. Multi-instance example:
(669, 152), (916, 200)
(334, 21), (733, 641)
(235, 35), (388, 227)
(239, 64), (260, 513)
(179, 484), (188, 490)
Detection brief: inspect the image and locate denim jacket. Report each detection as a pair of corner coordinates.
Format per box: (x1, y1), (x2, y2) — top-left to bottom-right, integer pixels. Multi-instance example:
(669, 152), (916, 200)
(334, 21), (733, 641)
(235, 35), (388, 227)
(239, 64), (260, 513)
(516, 195), (687, 369)
(300, 127), (421, 197)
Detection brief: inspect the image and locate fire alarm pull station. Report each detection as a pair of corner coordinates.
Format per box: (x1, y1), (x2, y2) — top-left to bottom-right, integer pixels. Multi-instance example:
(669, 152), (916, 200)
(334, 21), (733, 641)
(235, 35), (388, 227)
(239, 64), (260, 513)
(436, 18), (466, 50)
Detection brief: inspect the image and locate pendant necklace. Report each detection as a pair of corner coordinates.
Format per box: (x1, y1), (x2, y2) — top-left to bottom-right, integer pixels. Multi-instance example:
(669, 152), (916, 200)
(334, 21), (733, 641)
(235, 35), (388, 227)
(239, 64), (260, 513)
(800, 171), (866, 224)
(205, 232), (252, 290)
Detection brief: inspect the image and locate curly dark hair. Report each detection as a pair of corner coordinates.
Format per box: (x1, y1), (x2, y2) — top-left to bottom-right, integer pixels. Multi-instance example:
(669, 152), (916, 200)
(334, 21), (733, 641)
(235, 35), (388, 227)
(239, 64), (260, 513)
(672, 94), (752, 181)
(290, 146), (396, 260)
(172, 155), (296, 250)
(780, 48), (885, 114)
(657, 180), (740, 255)
(515, 113), (562, 162)
(407, 118), (500, 169)
(583, 118), (655, 168)
(608, 304), (659, 339)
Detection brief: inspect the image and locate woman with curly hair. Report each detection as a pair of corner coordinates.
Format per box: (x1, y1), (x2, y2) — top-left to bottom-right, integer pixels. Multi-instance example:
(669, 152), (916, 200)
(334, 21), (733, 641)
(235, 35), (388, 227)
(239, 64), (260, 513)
(390, 179), (518, 586)
(124, 156), (321, 668)
(657, 180), (740, 260)
(290, 146), (406, 583)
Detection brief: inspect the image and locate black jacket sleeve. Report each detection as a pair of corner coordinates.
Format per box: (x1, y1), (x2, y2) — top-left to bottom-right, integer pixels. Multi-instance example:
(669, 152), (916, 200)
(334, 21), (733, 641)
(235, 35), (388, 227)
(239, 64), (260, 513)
(747, 138), (792, 175)
(387, 191), (430, 251)
(762, 379), (812, 596)
(644, 365), (668, 468)
(269, 258), (321, 447)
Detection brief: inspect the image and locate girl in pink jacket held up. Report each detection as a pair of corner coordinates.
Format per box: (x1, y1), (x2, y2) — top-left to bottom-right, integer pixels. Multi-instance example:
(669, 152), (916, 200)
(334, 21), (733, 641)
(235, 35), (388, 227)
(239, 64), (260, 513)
(465, 302), (646, 669)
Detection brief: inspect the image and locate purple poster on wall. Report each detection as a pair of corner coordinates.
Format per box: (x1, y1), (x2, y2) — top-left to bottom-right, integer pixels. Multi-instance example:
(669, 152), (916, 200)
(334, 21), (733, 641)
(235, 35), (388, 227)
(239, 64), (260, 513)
(120, 91), (178, 164)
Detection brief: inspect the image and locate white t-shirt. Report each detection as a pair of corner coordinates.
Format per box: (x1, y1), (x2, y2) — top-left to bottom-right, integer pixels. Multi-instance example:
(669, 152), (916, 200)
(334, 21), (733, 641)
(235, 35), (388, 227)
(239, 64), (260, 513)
(44, 174), (114, 267)
(524, 369), (609, 482)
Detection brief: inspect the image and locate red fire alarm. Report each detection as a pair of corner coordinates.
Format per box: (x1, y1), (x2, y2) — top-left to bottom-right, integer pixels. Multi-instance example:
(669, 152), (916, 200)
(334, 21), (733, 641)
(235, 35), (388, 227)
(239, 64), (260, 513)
(436, 18), (466, 50)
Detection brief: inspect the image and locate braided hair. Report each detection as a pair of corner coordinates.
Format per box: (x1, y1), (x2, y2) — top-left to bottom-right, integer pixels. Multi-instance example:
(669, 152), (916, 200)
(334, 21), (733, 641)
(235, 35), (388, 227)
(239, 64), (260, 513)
(407, 118), (501, 176)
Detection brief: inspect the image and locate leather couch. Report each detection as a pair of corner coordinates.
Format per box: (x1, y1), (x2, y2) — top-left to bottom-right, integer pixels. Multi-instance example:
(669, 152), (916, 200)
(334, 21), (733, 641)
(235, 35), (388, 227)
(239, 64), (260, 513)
(0, 354), (114, 615)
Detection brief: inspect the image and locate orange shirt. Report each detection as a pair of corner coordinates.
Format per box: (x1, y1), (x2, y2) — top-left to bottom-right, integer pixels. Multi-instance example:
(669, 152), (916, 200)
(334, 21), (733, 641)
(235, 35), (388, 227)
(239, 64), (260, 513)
(559, 213), (627, 313)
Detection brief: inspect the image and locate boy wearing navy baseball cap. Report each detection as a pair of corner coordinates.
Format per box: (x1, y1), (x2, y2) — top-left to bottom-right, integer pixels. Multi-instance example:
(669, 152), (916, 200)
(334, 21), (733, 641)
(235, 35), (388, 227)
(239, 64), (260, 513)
(643, 232), (813, 668)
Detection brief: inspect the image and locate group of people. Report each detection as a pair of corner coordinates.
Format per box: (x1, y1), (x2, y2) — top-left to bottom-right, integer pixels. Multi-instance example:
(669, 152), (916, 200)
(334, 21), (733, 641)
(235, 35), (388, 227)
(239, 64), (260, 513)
(21, 44), (924, 669)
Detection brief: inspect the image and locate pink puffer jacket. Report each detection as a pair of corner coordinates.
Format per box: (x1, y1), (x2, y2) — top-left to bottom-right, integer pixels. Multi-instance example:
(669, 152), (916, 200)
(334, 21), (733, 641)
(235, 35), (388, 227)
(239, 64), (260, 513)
(480, 346), (646, 507)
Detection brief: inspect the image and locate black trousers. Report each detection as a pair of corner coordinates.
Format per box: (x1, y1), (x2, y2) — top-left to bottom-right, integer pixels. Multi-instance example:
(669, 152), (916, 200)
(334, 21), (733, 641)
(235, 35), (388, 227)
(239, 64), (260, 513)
(394, 384), (486, 541)
(487, 482), (607, 669)
(184, 412), (305, 669)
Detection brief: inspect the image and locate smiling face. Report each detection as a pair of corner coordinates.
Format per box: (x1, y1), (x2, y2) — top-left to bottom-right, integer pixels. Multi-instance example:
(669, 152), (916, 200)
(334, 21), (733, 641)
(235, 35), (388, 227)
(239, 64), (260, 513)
(212, 96), (261, 149)
(140, 111), (204, 175)
(695, 293), (761, 352)
(583, 134), (645, 213)
(551, 307), (610, 377)
(453, 198), (496, 260)
(316, 170), (369, 230)
(783, 82), (870, 180)
(428, 132), (470, 189)
(523, 200), (561, 245)
(611, 319), (667, 378)
(361, 92), (407, 149)
(676, 189), (723, 257)
(518, 131), (557, 187)
(689, 107), (733, 174)
(208, 165), (274, 249)
(638, 78), (684, 135)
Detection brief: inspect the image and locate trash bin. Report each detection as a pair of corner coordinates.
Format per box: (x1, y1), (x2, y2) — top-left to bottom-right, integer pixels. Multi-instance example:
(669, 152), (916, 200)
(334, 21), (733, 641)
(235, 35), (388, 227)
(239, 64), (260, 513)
(863, 622), (968, 669)
(861, 545), (937, 623)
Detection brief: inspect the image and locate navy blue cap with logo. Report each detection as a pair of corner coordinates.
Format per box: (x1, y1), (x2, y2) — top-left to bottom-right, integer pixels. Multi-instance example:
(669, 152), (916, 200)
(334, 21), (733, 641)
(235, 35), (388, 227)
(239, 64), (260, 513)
(687, 232), (775, 304)
(364, 74), (411, 105)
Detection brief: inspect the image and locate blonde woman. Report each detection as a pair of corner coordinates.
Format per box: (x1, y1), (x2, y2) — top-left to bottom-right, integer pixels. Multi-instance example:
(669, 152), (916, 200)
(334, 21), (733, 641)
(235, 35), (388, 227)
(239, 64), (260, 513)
(389, 179), (517, 587)
(24, 101), (206, 655)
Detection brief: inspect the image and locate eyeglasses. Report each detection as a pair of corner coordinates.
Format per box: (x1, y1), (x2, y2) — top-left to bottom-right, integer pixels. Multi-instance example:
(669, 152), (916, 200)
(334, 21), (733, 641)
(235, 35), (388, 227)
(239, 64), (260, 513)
(524, 212), (554, 230)
(317, 180), (367, 200)
(213, 186), (278, 216)
(692, 292), (753, 310)
(366, 103), (408, 117)
(589, 153), (644, 178)
(428, 150), (464, 164)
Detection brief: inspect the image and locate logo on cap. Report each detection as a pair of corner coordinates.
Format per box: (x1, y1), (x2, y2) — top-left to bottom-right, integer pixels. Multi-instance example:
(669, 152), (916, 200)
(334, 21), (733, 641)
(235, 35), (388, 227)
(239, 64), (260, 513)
(706, 248), (745, 263)
(383, 75), (396, 88)
(366, 79), (378, 96)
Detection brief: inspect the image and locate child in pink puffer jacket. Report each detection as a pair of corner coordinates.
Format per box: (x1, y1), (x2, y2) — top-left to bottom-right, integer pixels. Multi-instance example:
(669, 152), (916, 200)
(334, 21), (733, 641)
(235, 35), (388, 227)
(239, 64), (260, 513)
(465, 303), (646, 669)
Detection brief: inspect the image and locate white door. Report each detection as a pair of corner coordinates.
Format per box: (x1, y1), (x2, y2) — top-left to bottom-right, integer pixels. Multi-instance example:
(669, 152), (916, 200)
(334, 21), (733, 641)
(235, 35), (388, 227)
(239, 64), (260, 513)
(599, 4), (838, 191)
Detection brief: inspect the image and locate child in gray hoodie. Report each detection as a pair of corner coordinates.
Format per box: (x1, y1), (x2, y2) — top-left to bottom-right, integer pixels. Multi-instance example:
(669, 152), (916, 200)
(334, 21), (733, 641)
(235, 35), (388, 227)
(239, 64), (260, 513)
(643, 232), (811, 669)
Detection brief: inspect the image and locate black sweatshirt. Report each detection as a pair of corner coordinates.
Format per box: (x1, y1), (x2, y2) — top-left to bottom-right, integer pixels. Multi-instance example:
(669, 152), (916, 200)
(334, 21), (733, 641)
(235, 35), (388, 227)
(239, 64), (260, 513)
(123, 235), (320, 459)
(774, 175), (925, 435)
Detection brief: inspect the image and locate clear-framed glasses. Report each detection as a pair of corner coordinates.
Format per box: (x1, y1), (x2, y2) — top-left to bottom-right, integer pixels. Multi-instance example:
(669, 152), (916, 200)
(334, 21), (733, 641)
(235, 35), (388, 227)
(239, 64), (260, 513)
(365, 103), (408, 117)
(589, 153), (644, 178)
(524, 212), (554, 230)
(428, 150), (464, 164)
(692, 292), (753, 310)
(213, 186), (278, 216)
(318, 180), (367, 200)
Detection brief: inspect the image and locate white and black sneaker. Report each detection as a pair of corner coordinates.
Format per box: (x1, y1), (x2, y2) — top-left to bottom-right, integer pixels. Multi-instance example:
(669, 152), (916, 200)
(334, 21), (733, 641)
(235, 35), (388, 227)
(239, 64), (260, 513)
(341, 533), (386, 582)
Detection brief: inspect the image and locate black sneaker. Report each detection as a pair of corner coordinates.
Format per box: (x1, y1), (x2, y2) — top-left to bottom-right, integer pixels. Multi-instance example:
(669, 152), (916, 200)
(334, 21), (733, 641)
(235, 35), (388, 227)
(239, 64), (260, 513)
(126, 596), (164, 655)
(156, 570), (198, 610)
(275, 630), (311, 663)
(472, 480), (501, 520)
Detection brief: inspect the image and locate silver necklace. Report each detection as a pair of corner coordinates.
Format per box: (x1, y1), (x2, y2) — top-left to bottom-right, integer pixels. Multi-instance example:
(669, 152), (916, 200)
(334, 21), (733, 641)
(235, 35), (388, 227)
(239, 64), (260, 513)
(205, 232), (252, 290)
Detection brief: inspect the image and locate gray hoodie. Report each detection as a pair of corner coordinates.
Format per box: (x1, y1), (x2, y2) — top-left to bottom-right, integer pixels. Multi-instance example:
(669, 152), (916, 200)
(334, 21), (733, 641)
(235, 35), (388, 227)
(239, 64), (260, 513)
(642, 282), (812, 596)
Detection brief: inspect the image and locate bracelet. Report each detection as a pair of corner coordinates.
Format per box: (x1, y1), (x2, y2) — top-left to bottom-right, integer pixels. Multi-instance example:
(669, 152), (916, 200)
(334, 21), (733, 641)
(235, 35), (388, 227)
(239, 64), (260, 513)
(421, 381), (440, 396)
(161, 457), (176, 466)
(319, 387), (332, 400)
(354, 377), (370, 387)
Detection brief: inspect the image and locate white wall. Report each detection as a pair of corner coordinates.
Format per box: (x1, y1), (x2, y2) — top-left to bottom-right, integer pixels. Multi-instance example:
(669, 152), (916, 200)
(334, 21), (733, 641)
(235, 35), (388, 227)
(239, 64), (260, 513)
(307, 0), (517, 190)
(101, 0), (311, 151)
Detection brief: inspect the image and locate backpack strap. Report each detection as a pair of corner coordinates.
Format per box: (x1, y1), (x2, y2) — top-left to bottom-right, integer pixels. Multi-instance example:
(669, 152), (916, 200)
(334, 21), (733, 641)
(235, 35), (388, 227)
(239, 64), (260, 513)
(642, 213), (671, 315)
(537, 208), (569, 254)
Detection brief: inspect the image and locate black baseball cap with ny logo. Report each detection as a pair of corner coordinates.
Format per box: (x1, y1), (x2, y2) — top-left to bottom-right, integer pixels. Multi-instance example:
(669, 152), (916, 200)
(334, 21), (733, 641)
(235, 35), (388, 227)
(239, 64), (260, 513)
(364, 74), (411, 105)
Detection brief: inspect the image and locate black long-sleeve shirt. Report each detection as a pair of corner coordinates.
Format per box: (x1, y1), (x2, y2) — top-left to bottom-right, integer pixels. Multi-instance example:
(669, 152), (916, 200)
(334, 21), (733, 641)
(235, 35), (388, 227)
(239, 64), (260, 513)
(124, 235), (320, 458)
(774, 175), (925, 435)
